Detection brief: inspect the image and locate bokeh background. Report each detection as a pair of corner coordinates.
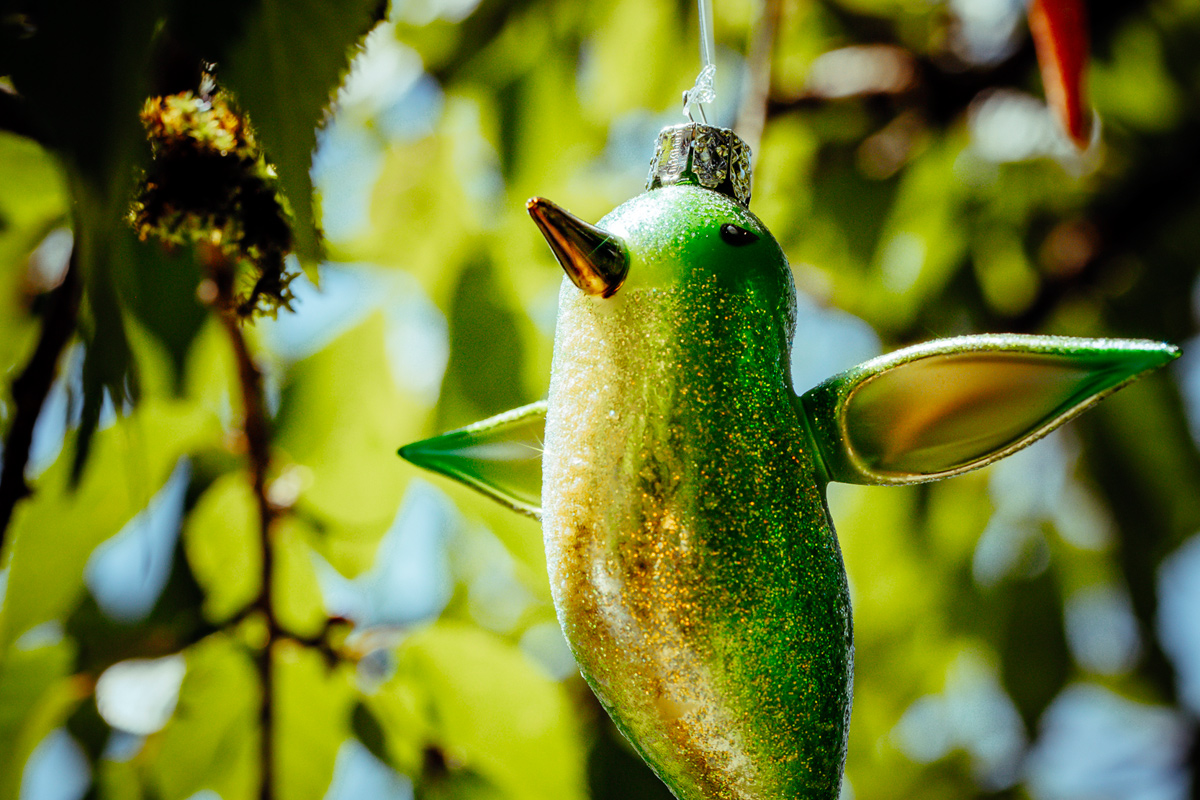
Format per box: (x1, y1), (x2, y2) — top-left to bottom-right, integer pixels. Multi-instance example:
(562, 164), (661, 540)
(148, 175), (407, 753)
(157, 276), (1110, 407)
(3, 0), (1200, 798)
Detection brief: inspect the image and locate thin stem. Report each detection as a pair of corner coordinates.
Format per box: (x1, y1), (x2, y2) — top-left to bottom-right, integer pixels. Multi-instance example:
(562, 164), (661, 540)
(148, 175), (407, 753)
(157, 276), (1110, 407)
(0, 252), (81, 545)
(202, 244), (278, 800)
(224, 313), (276, 800)
(257, 643), (274, 800)
(219, 302), (275, 616)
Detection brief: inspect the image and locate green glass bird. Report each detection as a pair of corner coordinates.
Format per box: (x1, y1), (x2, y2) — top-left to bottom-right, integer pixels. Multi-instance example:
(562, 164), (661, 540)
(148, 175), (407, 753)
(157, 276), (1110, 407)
(400, 122), (1177, 800)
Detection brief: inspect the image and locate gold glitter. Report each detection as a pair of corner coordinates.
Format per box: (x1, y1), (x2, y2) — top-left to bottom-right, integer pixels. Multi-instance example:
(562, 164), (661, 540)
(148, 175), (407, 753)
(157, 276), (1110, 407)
(542, 185), (852, 800)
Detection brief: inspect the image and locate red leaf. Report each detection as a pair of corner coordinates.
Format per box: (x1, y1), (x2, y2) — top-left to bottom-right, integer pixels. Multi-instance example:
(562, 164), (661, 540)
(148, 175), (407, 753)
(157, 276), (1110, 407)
(1028, 0), (1093, 149)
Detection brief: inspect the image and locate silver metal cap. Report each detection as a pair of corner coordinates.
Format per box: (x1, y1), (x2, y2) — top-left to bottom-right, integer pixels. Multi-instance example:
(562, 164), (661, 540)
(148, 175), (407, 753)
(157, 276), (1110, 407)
(645, 123), (752, 208)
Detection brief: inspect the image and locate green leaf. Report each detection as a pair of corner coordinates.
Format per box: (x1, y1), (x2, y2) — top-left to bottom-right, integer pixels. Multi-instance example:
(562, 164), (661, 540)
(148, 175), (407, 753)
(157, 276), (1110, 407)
(220, 0), (384, 267)
(276, 643), (355, 800)
(421, 767), (510, 800)
(436, 257), (532, 430)
(0, 132), (68, 270)
(361, 662), (426, 775)
(272, 518), (327, 639)
(860, 135), (970, 333)
(350, 702), (390, 765)
(0, 641), (79, 800)
(275, 313), (421, 571)
(75, 273), (138, 482)
(4, 4), (165, 452)
(0, 400), (220, 653)
(145, 634), (258, 800)
(120, 235), (209, 395)
(96, 757), (146, 800)
(182, 472), (260, 623)
(338, 99), (499, 295)
(0, 132), (69, 394)
(366, 623), (587, 800)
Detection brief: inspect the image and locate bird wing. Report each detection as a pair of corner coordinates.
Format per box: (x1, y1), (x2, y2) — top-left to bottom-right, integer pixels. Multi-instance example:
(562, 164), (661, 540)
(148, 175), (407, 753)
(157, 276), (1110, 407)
(399, 401), (546, 518)
(799, 334), (1177, 486)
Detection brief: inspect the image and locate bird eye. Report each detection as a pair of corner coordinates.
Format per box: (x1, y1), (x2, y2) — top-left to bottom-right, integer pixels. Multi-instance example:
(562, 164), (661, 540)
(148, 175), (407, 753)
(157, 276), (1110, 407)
(720, 223), (759, 246)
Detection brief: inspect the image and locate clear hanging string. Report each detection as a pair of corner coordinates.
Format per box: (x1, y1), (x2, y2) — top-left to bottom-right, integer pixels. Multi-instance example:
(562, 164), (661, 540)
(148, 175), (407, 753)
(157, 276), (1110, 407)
(683, 0), (716, 123)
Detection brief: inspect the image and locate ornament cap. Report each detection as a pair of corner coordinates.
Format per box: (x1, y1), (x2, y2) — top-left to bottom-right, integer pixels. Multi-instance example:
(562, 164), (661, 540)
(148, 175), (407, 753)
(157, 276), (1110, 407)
(646, 123), (752, 208)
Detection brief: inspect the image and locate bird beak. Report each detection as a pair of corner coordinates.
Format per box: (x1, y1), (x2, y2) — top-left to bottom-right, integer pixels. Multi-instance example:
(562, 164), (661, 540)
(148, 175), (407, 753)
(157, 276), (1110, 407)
(527, 197), (629, 298)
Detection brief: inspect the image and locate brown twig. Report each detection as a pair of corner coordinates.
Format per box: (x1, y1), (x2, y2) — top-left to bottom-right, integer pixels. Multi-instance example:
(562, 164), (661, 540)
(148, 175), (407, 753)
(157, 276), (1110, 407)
(735, 0), (783, 155)
(0, 252), (81, 546)
(200, 243), (278, 800)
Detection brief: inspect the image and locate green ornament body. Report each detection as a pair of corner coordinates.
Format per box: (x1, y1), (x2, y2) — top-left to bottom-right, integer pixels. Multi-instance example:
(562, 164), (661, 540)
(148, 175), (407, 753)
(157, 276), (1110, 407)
(544, 186), (851, 800)
(400, 124), (1177, 800)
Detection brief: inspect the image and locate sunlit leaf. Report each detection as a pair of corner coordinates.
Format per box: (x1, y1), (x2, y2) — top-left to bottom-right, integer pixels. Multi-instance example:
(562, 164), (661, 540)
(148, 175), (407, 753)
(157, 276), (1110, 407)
(275, 313), (420, 573)
(341, 97), (500, 299)
(272, 518), (327, 638)
(95, 757), (145, 800)
(366, 623), (587, 800)
(1089, 22), (1182, 133)
(182, 472), (260, 623)
(275, 642), (355, 800)
(0, 134), (69, 274)
(145, 634), (258, 800)
(0, 401), (220, 652)
(0, 641), (79, 800)
(859, 135), (970, 333)
(0, 133), (69, 388)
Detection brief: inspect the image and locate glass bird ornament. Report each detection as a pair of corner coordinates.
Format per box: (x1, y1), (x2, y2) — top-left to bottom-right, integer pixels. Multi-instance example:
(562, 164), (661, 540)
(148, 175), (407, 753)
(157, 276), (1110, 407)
(400, 122), (1177, 800)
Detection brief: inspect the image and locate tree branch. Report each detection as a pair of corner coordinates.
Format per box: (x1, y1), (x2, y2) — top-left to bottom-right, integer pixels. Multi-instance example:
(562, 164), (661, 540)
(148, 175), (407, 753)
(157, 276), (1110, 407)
(0, 252), (81, 546)
(201, 243), (278, 800)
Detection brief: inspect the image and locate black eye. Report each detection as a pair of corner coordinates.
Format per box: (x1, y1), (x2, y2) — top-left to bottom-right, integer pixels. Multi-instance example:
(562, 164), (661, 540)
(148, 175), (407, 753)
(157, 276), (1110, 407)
(720, 223), (759, 246)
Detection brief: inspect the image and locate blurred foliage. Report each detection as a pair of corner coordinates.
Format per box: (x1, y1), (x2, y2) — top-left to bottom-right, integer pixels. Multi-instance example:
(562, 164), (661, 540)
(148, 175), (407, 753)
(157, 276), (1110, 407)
(2, 0), (1200, 799)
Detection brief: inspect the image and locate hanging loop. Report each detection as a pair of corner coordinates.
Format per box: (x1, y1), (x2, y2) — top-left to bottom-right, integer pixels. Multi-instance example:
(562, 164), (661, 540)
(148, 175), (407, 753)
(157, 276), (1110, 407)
(682, 0), (717, 123)
(683, 63), (716, 124)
